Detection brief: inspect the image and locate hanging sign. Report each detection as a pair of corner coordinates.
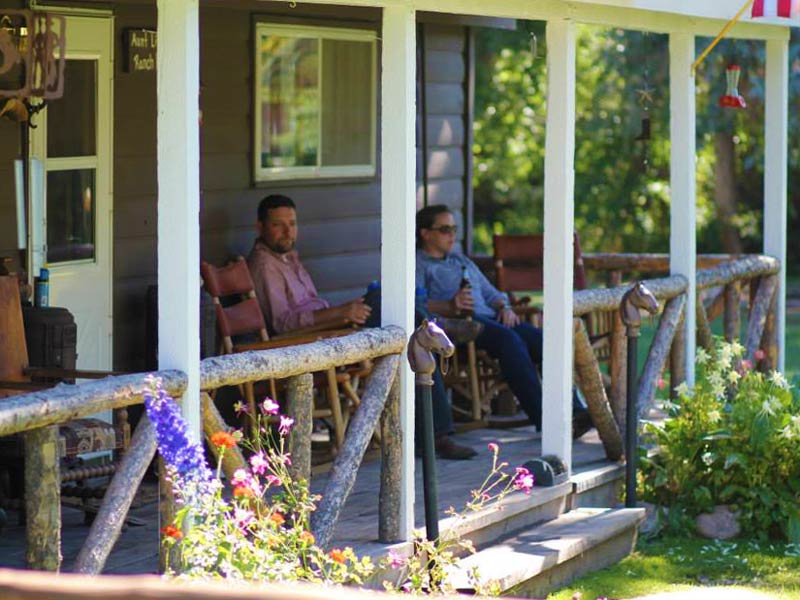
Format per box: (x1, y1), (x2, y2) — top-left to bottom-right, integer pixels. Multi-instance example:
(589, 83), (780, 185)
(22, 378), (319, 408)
(124, 28), (156, 73)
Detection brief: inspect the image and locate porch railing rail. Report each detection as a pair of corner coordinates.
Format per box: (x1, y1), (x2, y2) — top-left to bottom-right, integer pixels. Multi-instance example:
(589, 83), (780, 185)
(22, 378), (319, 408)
(0, 326), (406, 574)
(574, 254), (780, 461)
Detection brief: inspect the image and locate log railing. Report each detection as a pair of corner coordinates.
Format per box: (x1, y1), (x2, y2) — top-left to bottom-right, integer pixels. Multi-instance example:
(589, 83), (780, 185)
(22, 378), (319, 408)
(575, 254), (780, 462)
(0, 326), (406, 574)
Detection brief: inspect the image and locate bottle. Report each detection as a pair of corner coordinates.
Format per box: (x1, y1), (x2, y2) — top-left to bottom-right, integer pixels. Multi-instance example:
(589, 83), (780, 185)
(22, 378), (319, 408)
(459, 265), (473, 318)
(34, 267), (49, 308)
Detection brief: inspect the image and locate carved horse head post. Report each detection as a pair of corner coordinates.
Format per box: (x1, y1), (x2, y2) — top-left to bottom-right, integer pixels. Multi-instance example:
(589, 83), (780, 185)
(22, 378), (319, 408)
(406, 319), (454, 544)
(619, 281), (659, 509)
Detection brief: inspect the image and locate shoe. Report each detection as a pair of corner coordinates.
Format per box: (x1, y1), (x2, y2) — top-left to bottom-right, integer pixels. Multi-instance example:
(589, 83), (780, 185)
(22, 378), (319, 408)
(436, 317), (484, 344)
(572, 411), (594, 440)
(435, 435), (478, 460)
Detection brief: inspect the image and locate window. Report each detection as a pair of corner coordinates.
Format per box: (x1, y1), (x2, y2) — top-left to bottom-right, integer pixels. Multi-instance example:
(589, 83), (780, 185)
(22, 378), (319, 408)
(254, 23), (377, 181)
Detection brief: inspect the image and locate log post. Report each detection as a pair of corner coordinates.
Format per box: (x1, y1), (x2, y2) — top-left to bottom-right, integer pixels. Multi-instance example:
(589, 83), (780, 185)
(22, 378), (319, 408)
(669, 310), (686, 402)
(705, 288), (725, 322)
(285, 373), (314, 484)
(641, 295), (685, 417)
(723, 282), (740, 342)
(763, 284), (779, 371)
(573, 319), (623, 460)
(379, 367), (403, 543)
(608, 311), (627, 429)
(745, 275), (779, 364)
(75, 418), (158, 574)
(158, 457), (175, 574)
(312, 354), (400, 549)
(696, 296), (714, 353)
(24, 426), (61, 571)
(201, 392), (247, 480)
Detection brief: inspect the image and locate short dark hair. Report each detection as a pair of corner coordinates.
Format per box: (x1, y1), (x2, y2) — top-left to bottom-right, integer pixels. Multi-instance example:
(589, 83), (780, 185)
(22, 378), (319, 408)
(416, 204), (452, 248)
(257, 194), (296, 222)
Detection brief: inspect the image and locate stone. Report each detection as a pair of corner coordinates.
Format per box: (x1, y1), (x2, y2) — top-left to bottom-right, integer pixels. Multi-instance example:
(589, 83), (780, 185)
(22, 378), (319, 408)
(696, 505), (741, 540)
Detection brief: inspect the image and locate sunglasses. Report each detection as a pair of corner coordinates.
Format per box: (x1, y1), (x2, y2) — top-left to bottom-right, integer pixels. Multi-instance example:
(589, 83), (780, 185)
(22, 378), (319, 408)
(428, 225), (458, 235)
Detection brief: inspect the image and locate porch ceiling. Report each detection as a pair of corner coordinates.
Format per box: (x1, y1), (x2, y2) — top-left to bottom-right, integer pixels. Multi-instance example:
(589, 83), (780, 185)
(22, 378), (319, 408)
(252, 0), (791, 39)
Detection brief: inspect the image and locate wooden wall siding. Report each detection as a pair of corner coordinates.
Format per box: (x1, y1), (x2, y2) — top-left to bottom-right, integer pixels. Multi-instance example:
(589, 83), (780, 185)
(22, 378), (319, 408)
(100, 3), (469, 371)
(416, 23), (469, 250)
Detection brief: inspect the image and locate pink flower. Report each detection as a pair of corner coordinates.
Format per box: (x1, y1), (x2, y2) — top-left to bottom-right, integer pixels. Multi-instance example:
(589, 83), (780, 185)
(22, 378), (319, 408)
(754, 349), (766, 361)
(279, 415), (295, 436)
(487, 442), (499, 454)
(741, 359), (753, 372)
(262, 398), (280, 415)
(657, 377), (666, 390)
(249, 451), (268, 475)
(265, 474), (281, 487)
(233, 507), (254, 529)
(513, 466), (534, 494)
(387, 549), (406, 569)
(232, 468), (251, 486)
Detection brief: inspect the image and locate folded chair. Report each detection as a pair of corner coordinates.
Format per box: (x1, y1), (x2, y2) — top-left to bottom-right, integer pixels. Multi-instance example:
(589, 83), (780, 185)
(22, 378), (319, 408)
(200, 258), (362, 450)
(0, 276), (129, 520)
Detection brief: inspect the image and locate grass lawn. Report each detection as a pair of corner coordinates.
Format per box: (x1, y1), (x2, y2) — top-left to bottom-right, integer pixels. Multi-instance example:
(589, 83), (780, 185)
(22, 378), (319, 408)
(548, 536), (800, 600)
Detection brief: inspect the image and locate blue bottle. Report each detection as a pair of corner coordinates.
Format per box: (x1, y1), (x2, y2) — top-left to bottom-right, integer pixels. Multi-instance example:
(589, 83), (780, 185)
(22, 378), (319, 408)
(34, 268), (49, 308)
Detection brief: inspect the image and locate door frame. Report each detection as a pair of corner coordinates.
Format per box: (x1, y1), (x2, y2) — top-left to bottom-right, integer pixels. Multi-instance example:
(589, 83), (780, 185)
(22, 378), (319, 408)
(28, 12), (114, 370)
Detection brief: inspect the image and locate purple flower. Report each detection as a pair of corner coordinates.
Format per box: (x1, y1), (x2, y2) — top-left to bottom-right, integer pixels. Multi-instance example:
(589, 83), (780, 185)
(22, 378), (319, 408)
(265, 474), (281, 487)
(249, 451), (268, 475)
(262, 398), (280, 415)
(231, 468), (251, 486)
(233, 507), (254, 530)
(513, 466), (534, 494)
(143, 376), (213, 491)
(233, 401), (249, 415)
(279, 415), (295, 436)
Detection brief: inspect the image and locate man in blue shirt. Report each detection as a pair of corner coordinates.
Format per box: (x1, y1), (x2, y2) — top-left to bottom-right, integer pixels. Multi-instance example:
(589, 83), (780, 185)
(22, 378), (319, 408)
(416, 205), (592, 438)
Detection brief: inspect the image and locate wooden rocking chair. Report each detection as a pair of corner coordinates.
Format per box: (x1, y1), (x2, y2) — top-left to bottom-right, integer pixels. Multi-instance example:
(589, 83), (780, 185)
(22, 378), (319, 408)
(200, 258), (363, 450)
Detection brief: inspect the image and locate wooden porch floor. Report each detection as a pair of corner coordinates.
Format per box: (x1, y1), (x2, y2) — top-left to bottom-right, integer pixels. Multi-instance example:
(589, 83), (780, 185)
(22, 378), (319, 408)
(0, 426), (611, 574)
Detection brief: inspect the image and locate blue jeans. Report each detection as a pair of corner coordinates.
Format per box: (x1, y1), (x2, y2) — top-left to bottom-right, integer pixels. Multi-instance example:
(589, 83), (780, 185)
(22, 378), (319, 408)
(474, 316), (545, 428)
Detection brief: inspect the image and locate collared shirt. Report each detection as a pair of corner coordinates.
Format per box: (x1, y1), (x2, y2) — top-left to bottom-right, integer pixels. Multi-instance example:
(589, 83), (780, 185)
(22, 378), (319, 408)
(247, 239), (329, 335)
(415, 249), (508, 319)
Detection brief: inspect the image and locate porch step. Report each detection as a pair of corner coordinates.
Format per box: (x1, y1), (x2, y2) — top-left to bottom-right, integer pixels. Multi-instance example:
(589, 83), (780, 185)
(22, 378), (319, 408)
(448, 506), (646, 596)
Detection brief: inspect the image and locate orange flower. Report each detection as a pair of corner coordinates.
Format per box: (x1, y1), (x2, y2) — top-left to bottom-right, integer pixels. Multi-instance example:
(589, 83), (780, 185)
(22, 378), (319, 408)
(298, 530), (315, 545)
(269, 511), (286, 526)
(210, 431), (237, 449)
(233, 485), (255, 498)
(329, 548), (347, 564)
(160, 525), (183, 539)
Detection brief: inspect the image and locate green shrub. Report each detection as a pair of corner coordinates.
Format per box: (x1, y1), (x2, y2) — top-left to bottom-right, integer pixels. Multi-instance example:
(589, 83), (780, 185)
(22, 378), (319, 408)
(640, 340), (800, 541)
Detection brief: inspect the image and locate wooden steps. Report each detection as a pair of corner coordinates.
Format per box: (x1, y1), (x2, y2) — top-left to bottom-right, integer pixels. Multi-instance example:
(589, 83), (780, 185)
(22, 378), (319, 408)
(448, 507), (646, 595)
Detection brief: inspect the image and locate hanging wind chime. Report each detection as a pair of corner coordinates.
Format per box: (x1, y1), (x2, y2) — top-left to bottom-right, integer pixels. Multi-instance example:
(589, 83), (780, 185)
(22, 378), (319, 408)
(635, 32), (654, 148)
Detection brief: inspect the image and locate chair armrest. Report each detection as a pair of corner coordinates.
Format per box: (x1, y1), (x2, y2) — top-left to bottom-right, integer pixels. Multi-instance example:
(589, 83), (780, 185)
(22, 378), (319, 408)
(512, 305), (542, 318)
(233, 329), (354, 353)
(24, 367), (126, 380)
(0, 380), (52, 392)
(272, 320), (354, 340)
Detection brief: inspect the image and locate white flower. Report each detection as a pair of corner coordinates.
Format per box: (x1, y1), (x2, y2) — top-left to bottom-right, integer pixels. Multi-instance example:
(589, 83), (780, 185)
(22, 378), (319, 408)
(674, 382), (691, 398)
(761, 397), (777, 416)
(730, 341), (745, 358)
(701, 452), (714, 466)
(696, 347), (710, 365)
(712, 382), (727, 399)
(708, 409), (721, 423)
(781, 425), (794, 440)
(728, 370), (741, 385)
(770, 371), (790, 390)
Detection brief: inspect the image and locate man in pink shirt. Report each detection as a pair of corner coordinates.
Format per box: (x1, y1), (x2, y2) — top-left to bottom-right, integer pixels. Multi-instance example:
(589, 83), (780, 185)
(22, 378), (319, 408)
(247, 195), (372, 335)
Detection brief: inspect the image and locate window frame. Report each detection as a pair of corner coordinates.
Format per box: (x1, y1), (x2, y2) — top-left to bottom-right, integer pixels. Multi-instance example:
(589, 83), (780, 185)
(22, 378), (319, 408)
(253, 23), (377, 182)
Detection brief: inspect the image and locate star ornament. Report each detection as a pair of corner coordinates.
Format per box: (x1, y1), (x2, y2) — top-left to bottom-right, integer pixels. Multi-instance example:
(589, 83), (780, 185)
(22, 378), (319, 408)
(636, 83), (655, 106)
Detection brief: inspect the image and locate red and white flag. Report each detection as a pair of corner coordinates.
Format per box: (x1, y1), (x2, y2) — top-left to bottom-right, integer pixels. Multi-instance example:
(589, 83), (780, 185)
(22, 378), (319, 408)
(751, 0), (800, 18)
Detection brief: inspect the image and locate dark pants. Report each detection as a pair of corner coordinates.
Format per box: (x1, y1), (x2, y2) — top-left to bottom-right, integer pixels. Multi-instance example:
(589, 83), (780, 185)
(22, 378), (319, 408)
(473, 316), (587, 430)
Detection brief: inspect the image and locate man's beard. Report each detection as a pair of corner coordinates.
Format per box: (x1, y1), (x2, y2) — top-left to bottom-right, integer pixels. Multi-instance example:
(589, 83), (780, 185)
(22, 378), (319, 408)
(266, 239), (295, 254)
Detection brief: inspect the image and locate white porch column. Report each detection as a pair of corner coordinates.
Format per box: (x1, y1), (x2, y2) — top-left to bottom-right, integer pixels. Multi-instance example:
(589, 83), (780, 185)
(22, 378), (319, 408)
(381, 5), (416, 540)
(669, 32), (696, 385)
(157, 0), (201, 438)
(764, 38), (789, 372)
(542, 18), (576, 469)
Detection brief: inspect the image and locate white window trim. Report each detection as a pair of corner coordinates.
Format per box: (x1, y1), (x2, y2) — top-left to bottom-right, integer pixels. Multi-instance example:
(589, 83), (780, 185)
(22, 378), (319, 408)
(253, 23), (377, 182)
